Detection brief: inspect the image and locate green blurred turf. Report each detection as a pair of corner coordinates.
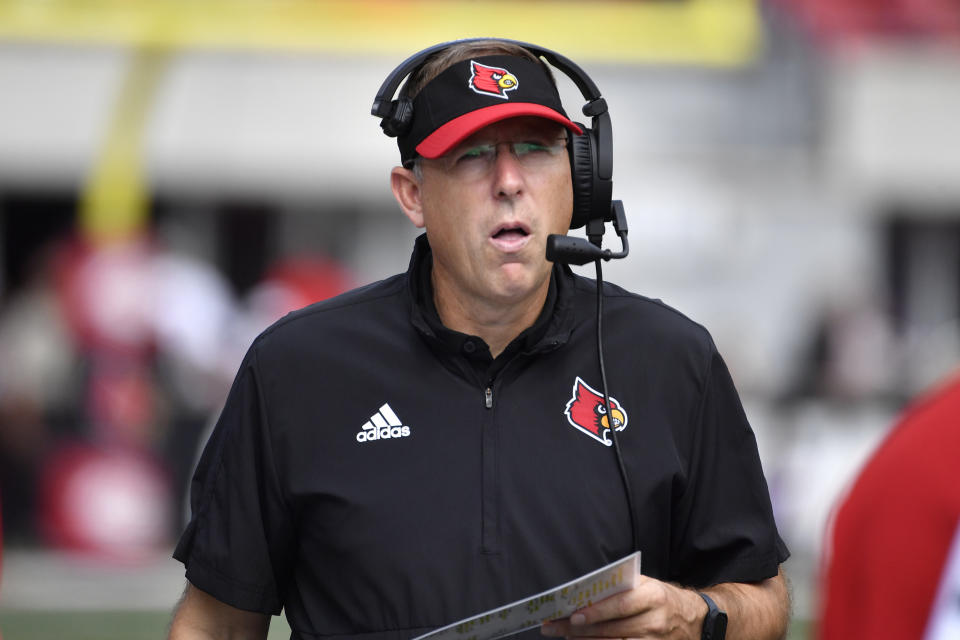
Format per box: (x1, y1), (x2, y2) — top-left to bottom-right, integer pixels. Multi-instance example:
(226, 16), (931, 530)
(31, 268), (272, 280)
(0, 609), (292, 640)
(0, 610), (809, 639)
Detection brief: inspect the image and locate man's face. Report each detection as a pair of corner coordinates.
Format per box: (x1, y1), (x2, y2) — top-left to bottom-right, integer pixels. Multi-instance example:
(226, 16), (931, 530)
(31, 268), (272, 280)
(409, 117), (573, 309)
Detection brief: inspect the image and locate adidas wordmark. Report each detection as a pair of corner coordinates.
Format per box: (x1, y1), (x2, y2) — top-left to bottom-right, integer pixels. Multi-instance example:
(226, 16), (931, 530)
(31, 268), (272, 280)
(356, 403), (411, 443)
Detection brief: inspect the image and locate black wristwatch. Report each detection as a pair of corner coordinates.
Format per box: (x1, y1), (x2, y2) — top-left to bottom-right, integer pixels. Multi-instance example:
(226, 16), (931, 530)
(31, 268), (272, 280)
(697, 592), (728, 640)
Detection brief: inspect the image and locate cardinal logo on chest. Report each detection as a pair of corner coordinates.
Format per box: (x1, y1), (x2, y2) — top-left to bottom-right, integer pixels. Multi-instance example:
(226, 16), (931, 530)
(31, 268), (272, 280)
(564, 377), (628, 446)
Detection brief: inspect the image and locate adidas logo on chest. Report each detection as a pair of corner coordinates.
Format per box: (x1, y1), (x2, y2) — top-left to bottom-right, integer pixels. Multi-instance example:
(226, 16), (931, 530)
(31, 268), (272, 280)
(356, 403), (411, 443)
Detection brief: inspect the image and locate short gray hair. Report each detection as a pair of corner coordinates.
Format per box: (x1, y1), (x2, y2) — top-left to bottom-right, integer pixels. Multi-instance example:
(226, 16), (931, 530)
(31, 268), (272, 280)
(410, 157), (423, 182)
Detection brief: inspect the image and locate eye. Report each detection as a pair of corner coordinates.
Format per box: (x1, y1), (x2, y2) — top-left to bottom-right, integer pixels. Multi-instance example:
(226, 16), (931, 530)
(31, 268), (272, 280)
(512, 141), (551, 158)
(596, 403), (607, 415)
(455, 144), (495, 164)
(512, 140), (566, 161)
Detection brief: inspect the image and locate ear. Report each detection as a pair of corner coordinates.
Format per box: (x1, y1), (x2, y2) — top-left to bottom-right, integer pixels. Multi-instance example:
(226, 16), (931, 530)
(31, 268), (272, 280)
(391, 166), (425, 228)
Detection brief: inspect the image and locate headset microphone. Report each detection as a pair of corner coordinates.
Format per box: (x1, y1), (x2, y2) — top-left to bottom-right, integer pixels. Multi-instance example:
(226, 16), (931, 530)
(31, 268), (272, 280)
(545, 236), (604, 266)
(546, 200), (630, 266)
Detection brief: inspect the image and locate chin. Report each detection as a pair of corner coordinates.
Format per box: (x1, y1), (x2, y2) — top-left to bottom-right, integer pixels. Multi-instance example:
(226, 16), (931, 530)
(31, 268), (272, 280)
(491, 266), (549, 302)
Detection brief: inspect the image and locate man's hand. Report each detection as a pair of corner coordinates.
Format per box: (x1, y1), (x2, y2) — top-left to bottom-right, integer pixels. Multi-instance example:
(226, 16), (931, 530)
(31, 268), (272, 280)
(540, 567), (789, 640)
(540, 576), (706, 639)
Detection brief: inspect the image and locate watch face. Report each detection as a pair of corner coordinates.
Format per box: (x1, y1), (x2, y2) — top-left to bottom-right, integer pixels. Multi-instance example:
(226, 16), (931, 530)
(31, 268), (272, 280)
(698, 592), (727, 640)
(712, 611), (728, 640)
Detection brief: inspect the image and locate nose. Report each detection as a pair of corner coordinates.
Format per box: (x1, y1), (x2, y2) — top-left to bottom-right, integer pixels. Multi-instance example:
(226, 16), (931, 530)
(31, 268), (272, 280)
(492, 142), (524, 198)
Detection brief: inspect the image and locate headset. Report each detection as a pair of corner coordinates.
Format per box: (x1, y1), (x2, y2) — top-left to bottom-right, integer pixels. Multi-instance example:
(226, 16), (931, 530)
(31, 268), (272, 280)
(372, 39), (639, 552)
(372, 37), (616, 234)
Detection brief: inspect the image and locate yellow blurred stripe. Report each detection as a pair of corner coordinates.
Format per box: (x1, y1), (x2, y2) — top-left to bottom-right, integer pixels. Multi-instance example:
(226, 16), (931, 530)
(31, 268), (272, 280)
(0, 0), (761, 66)
(80, 50), (169, 243)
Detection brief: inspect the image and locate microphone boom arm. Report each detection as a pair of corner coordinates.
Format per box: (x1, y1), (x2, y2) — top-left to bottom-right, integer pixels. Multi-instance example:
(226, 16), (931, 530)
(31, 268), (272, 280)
(546, 200), (629, 265)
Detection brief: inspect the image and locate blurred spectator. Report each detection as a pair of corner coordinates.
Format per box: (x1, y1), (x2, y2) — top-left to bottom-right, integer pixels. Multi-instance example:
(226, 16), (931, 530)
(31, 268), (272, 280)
(37, 442), (172, 562)
(225, 254), (354, 369)
(0, 242), (80, 541)
(0, 228), (354, 555)
(44, 234), (239, 555)
(786, 296), (898, 404)
(819, 370), (960, 639)
(781, 0), (960, 42)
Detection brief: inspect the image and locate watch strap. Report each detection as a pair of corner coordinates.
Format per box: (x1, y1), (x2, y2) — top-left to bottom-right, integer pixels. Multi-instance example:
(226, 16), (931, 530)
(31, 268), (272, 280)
(697, 592), (727, 640)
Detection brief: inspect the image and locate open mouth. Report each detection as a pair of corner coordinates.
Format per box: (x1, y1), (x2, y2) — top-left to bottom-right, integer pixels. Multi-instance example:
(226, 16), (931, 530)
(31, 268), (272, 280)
(492, 226), (529, 241)
(490, 222), (532, 253)
(490, 223), (531, 252)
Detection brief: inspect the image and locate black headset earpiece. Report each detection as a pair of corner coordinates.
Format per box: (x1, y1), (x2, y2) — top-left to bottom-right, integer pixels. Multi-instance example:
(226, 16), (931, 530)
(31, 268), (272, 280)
(372, 37), (614, 230)
(567, 121), (613, 231)
(380, 97), (414, 138)
(567, 124), (596, 230)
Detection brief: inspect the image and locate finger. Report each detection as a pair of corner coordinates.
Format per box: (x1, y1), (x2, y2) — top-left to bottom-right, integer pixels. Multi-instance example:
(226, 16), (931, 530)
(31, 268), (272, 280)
(540, 618), (567, 637)
(570, 577), (663, 626)
(541, 617), (643, 638)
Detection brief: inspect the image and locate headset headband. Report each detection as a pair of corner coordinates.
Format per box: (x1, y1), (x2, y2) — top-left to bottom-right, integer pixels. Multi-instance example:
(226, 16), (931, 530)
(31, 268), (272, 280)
(372, 38), (604, 118)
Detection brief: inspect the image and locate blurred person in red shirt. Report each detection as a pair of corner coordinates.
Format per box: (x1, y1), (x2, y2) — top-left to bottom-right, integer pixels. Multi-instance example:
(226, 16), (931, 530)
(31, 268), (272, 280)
(819, 372), (960, 639)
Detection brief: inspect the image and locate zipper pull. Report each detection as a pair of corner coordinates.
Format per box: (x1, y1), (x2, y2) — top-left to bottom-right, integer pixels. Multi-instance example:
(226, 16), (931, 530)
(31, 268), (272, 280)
(484, 386), (493, 409)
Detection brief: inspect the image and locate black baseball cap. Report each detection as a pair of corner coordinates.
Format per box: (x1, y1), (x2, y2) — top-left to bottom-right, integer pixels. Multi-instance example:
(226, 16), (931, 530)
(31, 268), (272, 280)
(398, 55), (582, 163)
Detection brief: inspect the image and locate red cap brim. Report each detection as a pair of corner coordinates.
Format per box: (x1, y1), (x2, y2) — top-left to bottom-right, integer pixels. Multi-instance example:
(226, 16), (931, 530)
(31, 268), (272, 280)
(415, 103), (583, 159)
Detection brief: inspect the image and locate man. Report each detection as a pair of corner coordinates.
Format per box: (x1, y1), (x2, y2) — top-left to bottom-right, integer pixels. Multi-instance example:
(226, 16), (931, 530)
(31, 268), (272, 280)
(819, 372), (960, 639)
(169, 40), (790, 640)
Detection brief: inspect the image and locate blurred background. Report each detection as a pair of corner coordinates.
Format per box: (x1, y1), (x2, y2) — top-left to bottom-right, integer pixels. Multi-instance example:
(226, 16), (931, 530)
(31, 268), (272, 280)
(0, 0), (958, 638)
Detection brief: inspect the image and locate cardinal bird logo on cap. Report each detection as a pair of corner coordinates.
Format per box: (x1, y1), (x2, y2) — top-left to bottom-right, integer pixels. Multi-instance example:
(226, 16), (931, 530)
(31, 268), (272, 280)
(469, 60), (519, 99)
(564, 377), (628, 446)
